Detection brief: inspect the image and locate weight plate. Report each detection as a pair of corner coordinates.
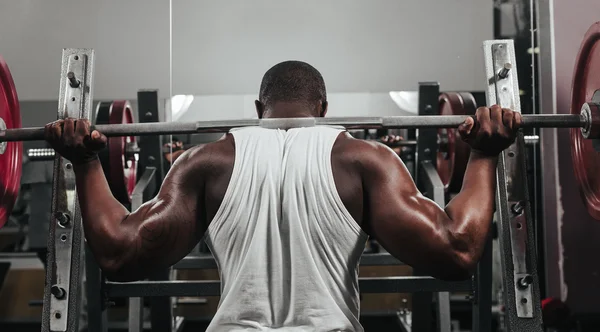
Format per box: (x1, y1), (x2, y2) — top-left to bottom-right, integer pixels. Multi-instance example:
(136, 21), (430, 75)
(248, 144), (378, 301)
(95, 101), (137, 204)
(436, 92), (477, 193)
(570, 22), (600, 220)
(0, 56), (22, 229)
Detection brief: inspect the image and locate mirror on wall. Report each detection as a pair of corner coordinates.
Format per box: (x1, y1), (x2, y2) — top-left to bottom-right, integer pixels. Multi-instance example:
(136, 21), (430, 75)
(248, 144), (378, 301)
(168, 1), (536, 145)
(170, 1), (495, 121)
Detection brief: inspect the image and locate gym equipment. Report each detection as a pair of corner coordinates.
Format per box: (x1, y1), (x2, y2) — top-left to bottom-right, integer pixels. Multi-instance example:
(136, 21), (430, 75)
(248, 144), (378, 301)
(483, 39), (542, 331)
(570, 22), (600, 220)
(0, 55), (22, 229)
(19, 35), (556, 332)
(41, 49), (93, 332)
(0, 59), (599, 226)
(0, 112), (590, 141)
(541, 298), (572, 330)
(95, 101), (137, 204)
(436, 92), (477, 192)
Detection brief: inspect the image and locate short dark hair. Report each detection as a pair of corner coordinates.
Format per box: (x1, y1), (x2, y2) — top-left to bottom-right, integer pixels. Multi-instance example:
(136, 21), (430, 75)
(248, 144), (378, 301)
(259, 61), (327, 108)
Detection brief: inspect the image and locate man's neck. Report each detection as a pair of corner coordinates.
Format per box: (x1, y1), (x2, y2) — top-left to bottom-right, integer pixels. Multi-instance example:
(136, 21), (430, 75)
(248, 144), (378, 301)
(263, 102), (318, 118)
(265, 110), (315, 119)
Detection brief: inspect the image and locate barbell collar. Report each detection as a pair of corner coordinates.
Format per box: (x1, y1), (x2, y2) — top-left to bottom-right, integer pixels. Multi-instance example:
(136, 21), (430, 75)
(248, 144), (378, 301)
(0, 113), (589, 142)
(0, 117), (6, 154)
(581, 102), (600, 139)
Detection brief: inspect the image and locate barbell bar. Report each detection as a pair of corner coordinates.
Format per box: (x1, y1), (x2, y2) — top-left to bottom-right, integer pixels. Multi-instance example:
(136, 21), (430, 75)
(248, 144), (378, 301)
(27, 134), (542, 162)
(0, 111), (593, 143)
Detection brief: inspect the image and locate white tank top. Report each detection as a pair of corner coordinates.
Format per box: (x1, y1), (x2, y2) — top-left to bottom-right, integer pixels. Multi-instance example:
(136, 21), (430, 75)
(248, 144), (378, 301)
(204, 126), (369, 332)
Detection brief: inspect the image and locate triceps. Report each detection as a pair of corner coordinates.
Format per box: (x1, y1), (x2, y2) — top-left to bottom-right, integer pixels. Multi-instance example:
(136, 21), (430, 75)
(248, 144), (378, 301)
(127, 193), (201, 271)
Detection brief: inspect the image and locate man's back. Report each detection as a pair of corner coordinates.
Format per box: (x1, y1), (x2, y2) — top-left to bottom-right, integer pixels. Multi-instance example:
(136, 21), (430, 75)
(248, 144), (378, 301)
(203, 126), (368, 331)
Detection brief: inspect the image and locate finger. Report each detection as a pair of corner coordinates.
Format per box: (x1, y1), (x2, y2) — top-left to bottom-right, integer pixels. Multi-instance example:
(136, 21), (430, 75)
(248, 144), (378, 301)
(490, 105), (503, 128)
(64, 118), (75, 142)
(75, 119), (91, 138)
(502, 108), (514, 129)
(458, 116), (475, 140)
(513, 111), (523, 129)
(85, 130), (107, 151)
(44, 122), (56, 142)
(51, 121), (63, 142)
(477, 107), (491, 130)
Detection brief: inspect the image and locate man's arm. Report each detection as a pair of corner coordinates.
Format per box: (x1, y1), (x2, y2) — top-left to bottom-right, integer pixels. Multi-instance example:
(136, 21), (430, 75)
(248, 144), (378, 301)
(46, 119), (206, 281)
(75, 150), (203, 281)
(363, 106), (520, 280)
(362, 144), (497, 280)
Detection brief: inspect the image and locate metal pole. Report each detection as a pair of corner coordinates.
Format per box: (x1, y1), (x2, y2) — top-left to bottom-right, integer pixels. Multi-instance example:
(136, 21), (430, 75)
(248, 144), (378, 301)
(42, 48), (94, 332)
(0, 114), (587, 142)
(412, 82), (441, 332)
(418, 162), (452, 332)
(484, 39), (543, 332)
(128, 167), (157, 332)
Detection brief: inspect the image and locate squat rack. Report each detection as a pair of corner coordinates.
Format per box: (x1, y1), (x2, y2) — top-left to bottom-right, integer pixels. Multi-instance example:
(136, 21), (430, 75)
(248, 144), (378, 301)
(88, 83), (474, 332)
(40, 40), (543, 332)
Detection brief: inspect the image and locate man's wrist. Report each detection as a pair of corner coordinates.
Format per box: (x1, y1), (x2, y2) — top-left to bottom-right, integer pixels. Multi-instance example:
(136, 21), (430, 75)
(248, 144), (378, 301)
(72, 155), (100, 172)
(470, 149), (500, 158)
(470, 149), (500, 161)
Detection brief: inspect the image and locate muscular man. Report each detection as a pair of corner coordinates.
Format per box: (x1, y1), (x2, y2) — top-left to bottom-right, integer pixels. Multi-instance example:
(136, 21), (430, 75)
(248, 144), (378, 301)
(45, 61), (520, 332)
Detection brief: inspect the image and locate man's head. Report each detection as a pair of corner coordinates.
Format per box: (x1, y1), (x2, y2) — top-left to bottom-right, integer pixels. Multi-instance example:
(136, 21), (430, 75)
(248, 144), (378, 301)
(256, 61), (328, 119)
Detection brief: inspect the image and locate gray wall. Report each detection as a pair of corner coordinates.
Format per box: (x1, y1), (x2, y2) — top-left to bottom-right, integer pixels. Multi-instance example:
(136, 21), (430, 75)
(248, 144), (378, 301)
(172, 0), (494, 96)
(0, 0), (170, 101)
(1, 0), (493, 103)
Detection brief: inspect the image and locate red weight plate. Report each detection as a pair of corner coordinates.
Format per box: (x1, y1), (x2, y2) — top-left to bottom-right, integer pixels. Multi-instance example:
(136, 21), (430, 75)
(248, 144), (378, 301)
(570, 22), (600, 220)
(0, 56), (22, 229)
(437, 92), (477, 193)
(95, 101), (137, 204)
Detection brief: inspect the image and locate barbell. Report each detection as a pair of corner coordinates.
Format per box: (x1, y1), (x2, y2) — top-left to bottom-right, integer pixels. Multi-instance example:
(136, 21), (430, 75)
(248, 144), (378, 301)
(0, 111), (590, 141)
(1, 22), (600, 228)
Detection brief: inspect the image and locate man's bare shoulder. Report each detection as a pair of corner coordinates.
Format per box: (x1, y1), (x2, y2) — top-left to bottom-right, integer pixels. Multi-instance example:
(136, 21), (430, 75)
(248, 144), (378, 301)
(172, 134), (235, 175)
(332, 132), (399, 168)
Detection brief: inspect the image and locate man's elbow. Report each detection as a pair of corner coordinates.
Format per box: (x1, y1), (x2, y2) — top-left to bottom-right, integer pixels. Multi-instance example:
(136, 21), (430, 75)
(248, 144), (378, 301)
(97, 255), (146, 282)
(438, 253), (477, 281)
(416, 253), (476, 281)
(437, 229), (480, 281)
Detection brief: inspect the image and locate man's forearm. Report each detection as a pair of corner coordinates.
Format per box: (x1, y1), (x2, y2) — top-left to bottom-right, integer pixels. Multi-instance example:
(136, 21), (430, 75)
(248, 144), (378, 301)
(444, 151), (498, 259)
(73, 158), (130, 267)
